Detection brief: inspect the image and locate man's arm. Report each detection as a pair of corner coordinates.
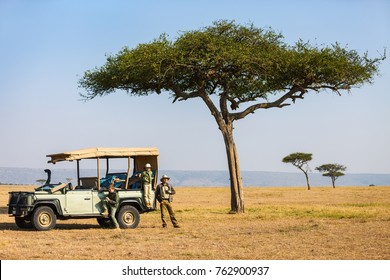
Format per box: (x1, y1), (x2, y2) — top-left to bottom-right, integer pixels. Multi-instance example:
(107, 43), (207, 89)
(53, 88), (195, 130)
(169, 185), (176, 195)
(155, 185), (162, 202)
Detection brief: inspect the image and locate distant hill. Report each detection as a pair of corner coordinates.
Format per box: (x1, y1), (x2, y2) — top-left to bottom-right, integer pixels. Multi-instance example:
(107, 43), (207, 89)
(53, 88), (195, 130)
(1, 167), (389, 187)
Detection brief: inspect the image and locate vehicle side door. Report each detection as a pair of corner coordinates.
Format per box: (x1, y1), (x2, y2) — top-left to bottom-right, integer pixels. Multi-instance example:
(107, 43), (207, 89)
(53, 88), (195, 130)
(64, 189), (94, 215)
(92, 190), (106, 214)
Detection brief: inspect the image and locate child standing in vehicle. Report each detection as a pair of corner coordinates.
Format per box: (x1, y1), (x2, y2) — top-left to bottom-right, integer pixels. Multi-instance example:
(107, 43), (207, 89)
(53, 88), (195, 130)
(141, 163), (154, 208)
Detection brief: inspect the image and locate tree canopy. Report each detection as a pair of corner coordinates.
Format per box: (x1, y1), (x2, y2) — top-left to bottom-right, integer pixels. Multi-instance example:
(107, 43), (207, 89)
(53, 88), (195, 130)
(80, 20), (384, 114)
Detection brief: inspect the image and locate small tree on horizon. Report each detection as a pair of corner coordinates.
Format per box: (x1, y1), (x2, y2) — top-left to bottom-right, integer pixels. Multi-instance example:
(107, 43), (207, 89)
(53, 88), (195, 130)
(316, 163), (346, 188)
(282, 153), (313, 190)
(36, 179), (46, 185)
(79, 20), (384, 213)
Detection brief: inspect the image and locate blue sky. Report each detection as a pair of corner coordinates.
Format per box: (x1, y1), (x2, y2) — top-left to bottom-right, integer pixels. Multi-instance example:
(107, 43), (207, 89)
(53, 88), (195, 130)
(0, 0), (389, 173)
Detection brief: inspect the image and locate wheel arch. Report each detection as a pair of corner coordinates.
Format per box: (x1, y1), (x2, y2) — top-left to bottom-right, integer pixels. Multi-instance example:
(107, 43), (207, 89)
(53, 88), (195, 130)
(119, 199), (144, 212)
(33, 200), (63, 216)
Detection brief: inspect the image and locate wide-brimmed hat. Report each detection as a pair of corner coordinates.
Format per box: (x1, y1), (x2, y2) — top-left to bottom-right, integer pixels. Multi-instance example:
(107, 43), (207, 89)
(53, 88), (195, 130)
(160, 175), (170, 181)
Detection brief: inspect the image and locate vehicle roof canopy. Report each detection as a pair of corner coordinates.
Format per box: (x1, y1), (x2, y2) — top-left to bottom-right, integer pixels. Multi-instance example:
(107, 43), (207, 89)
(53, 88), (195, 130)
(47, 147), (159, 164)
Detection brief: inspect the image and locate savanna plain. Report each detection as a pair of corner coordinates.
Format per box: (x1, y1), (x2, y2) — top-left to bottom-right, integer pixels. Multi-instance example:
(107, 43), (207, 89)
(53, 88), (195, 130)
(0, 185), (389, 260)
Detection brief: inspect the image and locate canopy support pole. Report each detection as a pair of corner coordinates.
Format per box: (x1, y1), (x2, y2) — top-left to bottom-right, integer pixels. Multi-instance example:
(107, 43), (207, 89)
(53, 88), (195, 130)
(77, 160), (80, 187)
(125, 157), (131, 189)
(97, 158), (100, 190)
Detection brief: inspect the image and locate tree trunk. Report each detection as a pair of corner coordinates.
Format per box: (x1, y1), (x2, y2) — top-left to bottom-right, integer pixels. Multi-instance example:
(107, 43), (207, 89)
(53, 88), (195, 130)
(298, 167), (310, 190)
(220, 124), (245, 213)
(332, 177), (336, 188)
(199, 94), (244, 213)
(304, 172), (311, 190)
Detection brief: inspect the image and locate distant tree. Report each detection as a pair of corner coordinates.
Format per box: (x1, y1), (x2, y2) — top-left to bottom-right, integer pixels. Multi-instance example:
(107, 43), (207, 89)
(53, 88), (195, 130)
(79, 20), (385, 213)
(316, 163), (346, 188)
(36, 179), (46, 185)
(282, 153), (313, 190)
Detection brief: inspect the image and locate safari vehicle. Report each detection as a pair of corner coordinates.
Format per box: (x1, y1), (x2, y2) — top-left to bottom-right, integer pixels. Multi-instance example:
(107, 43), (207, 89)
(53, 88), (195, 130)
(8, 147), (159, 231)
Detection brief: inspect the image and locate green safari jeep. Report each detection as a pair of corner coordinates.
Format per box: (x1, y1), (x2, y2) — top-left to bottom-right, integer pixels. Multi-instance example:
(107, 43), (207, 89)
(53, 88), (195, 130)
(8, 147), (159, 231)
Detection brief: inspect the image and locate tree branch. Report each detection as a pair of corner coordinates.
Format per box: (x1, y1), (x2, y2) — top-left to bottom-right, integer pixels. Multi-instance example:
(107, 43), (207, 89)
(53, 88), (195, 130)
(169, 83), (201, 103)
(219, 92), (230, 123)
(200, 92), (226, 129)
(230, 86), (304, 121)
(306, 83), (345, 96)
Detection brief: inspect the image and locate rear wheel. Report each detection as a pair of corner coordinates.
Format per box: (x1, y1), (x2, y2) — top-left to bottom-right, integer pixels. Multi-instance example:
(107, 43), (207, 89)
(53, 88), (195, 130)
(32, 206), (56, 231)
(117, 205), (140, 229)
(15, 217), (33, 229)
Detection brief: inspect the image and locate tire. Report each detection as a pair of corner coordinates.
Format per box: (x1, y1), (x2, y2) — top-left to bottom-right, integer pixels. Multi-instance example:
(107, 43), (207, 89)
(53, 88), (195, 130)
(15, 217), (33, 229)
(117, 205), (140, 229)
(32, 206), (56, 231)
(97, 217), (114, 229)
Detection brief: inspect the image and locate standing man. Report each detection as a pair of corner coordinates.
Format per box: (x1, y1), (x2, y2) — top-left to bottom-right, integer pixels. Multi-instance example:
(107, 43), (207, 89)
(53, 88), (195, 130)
(155, 175), (180, 228)
(141, 163), (154, 208)
(102, 183), (120, 229)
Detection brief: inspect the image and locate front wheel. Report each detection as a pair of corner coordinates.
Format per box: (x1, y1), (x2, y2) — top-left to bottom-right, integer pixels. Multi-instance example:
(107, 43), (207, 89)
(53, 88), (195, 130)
(117, 205), (140, 229)
(15, 217), (33, 229)
(32, 206), (56, 231)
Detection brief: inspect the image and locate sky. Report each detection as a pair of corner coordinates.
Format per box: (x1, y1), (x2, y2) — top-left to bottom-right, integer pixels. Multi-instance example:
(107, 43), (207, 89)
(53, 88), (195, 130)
(0, 0), (389, 174)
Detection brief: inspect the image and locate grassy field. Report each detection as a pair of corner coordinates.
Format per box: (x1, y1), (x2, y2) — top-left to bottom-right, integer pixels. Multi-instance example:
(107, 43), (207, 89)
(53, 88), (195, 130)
(0, 185), (389, 260)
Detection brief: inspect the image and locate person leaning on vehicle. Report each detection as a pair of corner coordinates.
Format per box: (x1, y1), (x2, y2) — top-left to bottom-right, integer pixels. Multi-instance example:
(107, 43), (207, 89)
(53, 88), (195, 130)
(155, 175), (180, 228)
(102, 183), (120, 229)
(141, 163), (154, 208)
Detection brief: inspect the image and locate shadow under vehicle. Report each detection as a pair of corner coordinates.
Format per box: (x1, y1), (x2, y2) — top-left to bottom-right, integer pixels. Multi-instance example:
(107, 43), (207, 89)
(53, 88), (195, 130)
(8, 147), (159, 231)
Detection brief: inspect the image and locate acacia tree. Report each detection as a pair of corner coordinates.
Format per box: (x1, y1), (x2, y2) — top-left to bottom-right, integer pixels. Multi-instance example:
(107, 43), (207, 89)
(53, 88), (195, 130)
(79, 21), (384, 213)
(282, 153), (313, 190)
(36, 179), (46, 185)
(316, 163), (346, 188)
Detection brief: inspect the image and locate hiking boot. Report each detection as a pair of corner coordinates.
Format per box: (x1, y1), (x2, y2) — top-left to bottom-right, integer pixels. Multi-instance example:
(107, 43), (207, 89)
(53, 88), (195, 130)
(174, 225), (181, 228)
(101, 210), (109, 217)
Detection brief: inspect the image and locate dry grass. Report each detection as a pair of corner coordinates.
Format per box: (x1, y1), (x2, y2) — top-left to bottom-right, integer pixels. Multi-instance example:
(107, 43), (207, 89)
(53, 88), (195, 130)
(0, 185), (389, 260)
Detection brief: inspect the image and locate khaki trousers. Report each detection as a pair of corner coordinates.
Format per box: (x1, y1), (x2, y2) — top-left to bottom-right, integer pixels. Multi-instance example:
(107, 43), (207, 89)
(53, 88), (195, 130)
(143, 183), (152, 207)
(160, 200), (179, 227)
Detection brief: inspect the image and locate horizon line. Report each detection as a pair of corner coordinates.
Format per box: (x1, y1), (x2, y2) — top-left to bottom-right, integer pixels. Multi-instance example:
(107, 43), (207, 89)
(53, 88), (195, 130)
(1, 166), (390, 175)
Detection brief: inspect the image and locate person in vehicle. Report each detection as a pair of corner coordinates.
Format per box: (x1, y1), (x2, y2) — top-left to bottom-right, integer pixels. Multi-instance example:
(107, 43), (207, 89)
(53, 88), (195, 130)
(155, 175), (180, 228)
(102, 183), (120, 229)
(141, 163), (154, 208)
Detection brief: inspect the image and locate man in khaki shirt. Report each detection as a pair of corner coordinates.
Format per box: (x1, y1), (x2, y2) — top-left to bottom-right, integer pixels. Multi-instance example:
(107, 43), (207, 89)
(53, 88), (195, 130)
(155, 175), (180, 228)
